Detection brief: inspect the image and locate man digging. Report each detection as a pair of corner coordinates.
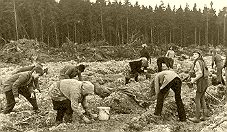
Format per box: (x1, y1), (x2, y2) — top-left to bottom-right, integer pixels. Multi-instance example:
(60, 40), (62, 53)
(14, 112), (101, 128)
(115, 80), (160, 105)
(150, 70), (186, 122)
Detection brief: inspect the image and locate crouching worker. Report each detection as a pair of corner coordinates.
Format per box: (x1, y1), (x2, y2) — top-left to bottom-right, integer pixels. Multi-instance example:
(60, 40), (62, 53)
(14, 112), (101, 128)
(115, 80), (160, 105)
(59, 64), (85, 80)
(124, 57), (148, 84)
(13, 64), (47, 92)
(151, 70), (186, 122)
(49, 79), (111, 124)
(2, 67), (44, 114)
(157, 56), (174, 72)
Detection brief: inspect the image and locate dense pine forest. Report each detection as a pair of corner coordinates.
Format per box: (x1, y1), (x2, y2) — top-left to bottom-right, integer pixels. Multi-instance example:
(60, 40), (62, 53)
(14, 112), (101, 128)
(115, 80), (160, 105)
(0, 0), (227, 48)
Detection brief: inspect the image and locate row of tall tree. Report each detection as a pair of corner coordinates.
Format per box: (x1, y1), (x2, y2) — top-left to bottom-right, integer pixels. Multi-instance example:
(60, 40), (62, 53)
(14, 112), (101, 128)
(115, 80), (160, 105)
(0, 0), (227, 48)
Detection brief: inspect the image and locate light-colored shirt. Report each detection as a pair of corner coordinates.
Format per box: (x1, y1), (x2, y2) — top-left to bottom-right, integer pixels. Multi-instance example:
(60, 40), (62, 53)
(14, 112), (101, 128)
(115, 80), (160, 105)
(154, 70), (179, 95)
(193, 61), (203, 82)
(50, 79), (94, 117)
(166, 50), (175, 59)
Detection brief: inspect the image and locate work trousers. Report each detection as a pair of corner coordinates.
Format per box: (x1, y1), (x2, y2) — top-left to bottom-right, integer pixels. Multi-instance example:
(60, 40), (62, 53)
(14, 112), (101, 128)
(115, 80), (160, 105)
(154, 77), (186, 121)
(194, 77), (208, 118)
(4, 88), (38, 114)
(52, 99), (73, 123)
(157, 57), (174, 72)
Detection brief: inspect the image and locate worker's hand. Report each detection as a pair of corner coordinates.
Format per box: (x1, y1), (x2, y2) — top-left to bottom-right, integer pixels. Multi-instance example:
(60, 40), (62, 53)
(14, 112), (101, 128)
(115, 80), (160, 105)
(15, 97), (20, 103)
(191, 78), (196, 84)
(84, 110), (98, 120)
(82, 116), (92, 124)
(90, 114), (98, 120)
(30, 93), (35, 98)
(34, 89), (40, 93)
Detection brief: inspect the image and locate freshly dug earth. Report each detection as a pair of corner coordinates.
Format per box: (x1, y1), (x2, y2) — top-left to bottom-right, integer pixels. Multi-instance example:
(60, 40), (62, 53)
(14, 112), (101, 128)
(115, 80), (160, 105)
(0, 56), (227, 132)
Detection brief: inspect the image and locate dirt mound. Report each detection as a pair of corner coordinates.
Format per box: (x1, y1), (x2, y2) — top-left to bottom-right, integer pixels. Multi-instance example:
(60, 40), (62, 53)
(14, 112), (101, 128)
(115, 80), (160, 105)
(0, 39), (50, 64)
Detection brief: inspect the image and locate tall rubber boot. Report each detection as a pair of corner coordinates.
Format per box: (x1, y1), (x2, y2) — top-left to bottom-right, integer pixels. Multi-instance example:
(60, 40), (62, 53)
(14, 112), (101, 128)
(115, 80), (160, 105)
(200, 109), (208, 121)
(189, 106), (200, 123)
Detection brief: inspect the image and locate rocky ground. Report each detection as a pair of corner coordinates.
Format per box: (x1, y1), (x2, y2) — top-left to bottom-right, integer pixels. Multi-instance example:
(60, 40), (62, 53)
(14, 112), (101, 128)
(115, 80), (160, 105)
(1, 54), (227, 132)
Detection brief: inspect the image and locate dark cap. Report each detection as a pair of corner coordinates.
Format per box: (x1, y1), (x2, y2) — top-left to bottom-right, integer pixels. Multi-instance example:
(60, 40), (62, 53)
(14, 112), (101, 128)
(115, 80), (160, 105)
(193, 49), (202, 55)
(78, 64), (85, 72)
(33, 66), (44, 76)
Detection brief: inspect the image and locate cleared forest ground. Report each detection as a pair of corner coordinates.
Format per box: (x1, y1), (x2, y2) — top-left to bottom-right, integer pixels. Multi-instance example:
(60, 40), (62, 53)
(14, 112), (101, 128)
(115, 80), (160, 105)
(1, 55), (227, 132)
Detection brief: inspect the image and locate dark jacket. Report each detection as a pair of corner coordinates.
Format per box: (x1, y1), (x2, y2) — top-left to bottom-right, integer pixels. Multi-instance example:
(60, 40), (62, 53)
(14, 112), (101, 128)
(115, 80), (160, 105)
(129, 60), (143, 74)
(140, 47), (150, 60)
(157, 57), (174, 72)
(3, 71), (35, 97)
(212, 54), (223, 68)
(13, 66), (35, 74)
(59, 65), (84, 80)
(13, 65), (42, 91)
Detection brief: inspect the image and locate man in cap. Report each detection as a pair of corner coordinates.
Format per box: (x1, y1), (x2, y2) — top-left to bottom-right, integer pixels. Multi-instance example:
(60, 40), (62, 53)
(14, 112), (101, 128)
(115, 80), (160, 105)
(140, 44), (151, 64)
(124, 57), (149, 84)
(13, 63), (47, 92)
(59, 64), (85, 80)
(188, 49), (209, 123)
(2, 66), (44, 114)
(49, 79), (111, 124)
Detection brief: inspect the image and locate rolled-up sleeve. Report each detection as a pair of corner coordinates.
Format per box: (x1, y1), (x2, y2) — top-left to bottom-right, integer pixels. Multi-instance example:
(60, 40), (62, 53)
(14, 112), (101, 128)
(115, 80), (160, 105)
(70, 92), (83, 117)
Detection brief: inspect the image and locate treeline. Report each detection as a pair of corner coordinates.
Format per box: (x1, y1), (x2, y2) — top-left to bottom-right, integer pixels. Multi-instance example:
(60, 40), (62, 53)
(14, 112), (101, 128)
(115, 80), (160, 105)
(0, 0), (226, 48)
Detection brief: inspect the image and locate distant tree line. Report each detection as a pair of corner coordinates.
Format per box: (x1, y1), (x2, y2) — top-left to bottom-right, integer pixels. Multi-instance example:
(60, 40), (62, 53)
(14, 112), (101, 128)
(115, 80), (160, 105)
(0, 0), (227, 48)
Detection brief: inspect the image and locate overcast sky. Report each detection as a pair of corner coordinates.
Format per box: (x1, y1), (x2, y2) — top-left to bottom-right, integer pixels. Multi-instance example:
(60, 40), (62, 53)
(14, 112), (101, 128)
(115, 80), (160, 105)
(89, 0), (227, 12)
(55, 0), (227, 12)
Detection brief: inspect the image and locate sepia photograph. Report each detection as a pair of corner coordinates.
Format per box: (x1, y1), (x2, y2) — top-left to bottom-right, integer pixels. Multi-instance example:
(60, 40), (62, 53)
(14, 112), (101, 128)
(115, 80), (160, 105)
(0, 0), (227, 131)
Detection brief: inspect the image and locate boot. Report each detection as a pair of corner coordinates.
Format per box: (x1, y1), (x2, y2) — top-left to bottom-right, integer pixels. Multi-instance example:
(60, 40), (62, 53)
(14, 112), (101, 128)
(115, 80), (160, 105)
(188, 110), (200, 123)
(200, 109), (208, 121)
(188, 117), (200, 123)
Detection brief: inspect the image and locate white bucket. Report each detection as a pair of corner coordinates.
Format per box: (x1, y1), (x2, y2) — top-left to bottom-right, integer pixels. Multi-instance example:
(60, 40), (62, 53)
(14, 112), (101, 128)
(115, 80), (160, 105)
(97, 107), (110, 121)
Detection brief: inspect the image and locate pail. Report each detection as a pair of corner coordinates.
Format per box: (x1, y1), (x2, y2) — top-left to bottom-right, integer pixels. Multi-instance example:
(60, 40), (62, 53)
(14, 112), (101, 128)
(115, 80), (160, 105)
(97, 107), (110, 121)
